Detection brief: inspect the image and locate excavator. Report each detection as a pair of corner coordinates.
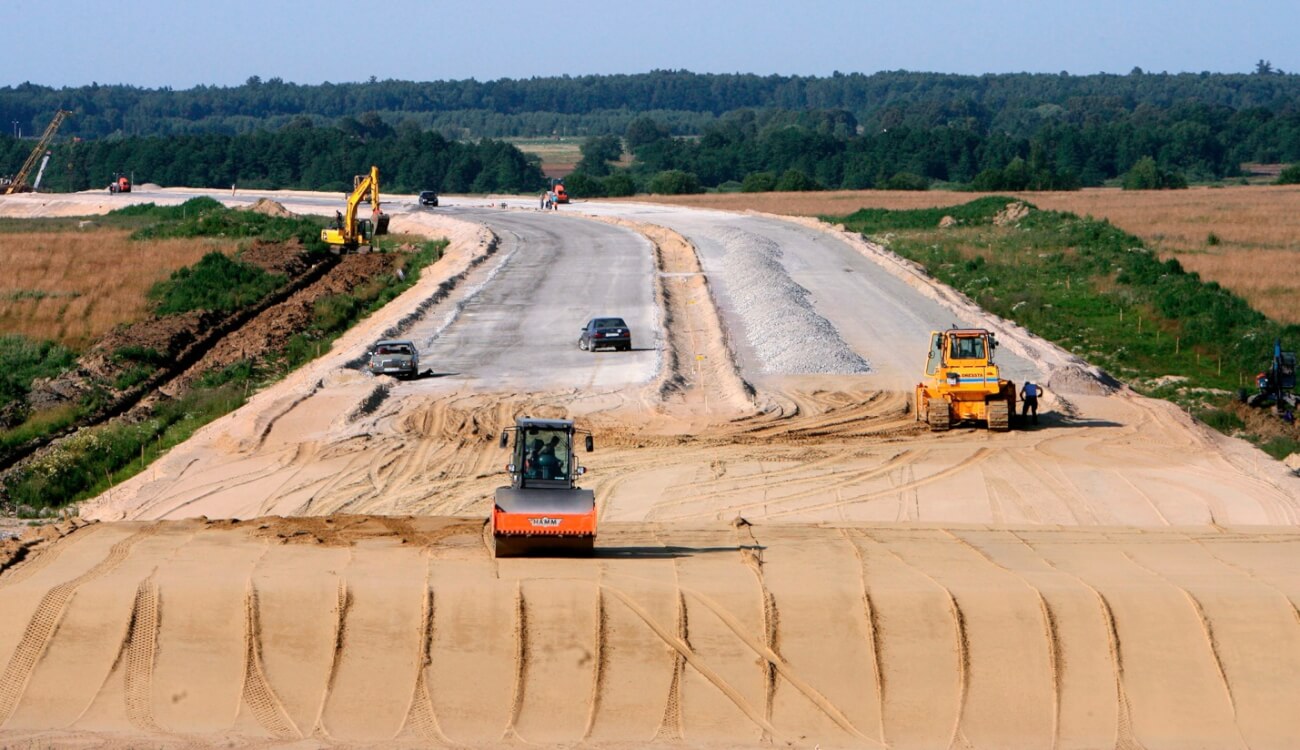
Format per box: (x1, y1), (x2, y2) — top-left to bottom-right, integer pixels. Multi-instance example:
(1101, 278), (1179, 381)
(2, 110), (71, 195)
(321, 165), (390, 252)
(916, 328), (1016, 431)
(492, 417), (596, 557)
(1240, 339), (1297, 420)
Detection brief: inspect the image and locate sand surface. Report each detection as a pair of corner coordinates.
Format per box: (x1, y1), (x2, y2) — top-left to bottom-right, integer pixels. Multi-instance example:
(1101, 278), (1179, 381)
(1, 188), (1298, 747)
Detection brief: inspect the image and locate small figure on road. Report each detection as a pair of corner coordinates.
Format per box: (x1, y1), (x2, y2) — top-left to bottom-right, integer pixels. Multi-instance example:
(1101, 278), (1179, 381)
(1020, 381), (1042, 424)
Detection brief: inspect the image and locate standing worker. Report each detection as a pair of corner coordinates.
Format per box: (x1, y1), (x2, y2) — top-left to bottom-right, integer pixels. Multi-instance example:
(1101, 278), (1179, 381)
(1020, 380), (1042, 424)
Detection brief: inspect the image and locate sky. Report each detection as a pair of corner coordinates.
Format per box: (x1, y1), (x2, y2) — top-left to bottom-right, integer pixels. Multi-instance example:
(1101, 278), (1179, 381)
(5, 0), (1297, 88)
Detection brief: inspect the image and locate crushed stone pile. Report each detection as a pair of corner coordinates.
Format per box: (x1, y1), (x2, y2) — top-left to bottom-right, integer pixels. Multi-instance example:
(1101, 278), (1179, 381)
(718, 227), (870, 375)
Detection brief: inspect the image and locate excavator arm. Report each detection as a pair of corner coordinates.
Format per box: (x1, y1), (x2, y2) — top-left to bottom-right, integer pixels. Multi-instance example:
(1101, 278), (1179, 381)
(321, 165), (388, 250)
(3, 110), (71, 195)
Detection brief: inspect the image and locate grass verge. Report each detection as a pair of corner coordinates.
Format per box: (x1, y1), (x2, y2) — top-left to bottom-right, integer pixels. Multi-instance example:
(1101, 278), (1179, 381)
(828, 197), (1300, 459)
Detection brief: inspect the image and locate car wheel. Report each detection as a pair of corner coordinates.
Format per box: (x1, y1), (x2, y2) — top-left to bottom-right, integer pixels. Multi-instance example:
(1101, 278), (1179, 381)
(579, 338), (588, 351)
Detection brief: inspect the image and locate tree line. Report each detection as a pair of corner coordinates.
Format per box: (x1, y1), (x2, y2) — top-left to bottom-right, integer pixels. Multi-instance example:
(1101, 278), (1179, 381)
(0, 125), (547, 193)
(562, 102), (1300, 195)
(4, 69), (1299, 140)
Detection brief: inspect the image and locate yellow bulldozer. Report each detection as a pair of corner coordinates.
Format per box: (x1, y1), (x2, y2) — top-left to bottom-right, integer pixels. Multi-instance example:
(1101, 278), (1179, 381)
(915, 328), (1016, 431)
(321, 165), (390, 252)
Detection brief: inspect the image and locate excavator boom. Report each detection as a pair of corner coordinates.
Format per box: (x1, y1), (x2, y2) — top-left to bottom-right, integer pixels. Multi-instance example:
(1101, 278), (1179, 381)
(321, 165), (390, 251)
(3, 110), (71, 195)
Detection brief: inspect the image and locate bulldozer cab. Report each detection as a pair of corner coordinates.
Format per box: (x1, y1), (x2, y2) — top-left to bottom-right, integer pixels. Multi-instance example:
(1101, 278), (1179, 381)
(949, 333), (987, 361)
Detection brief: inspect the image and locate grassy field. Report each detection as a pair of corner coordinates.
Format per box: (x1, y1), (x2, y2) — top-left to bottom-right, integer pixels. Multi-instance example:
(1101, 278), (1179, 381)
(507, 138), (583, 178)
(629, 185), (1300, 324)
(0, 228), (237, 349)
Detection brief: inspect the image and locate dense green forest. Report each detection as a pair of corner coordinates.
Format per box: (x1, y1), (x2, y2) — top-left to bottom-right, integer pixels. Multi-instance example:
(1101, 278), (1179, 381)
(5, 69), (1300, 138)
(0, 125), (547, 193)
(4, 69), (1300, 194)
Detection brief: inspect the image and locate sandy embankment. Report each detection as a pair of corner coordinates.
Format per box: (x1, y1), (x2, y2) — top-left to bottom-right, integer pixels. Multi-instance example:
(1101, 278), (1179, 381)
(1, 518), (1298, 747)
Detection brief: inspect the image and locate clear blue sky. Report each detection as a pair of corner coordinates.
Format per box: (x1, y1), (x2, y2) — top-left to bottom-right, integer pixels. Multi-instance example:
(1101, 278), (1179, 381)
(6, 0), (1295, 88)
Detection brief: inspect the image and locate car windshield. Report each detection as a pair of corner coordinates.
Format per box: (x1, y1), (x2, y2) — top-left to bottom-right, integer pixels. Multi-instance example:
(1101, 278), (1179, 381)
(594, 318), (627, 329)
(949, 336), (986, 360)
(376, 344), (412, 356)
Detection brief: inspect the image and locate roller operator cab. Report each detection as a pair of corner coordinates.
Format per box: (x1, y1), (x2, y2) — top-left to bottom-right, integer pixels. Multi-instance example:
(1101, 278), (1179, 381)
(915, 328), (1016, 431)
(492, 418), (596, 557)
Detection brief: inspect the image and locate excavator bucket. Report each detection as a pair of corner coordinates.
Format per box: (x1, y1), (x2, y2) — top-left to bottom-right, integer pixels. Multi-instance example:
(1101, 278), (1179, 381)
(492, 487), (596, 557)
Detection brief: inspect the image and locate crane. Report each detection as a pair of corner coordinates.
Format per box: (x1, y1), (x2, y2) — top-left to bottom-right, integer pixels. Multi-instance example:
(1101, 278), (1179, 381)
(321, 166), (390, 252)
(3, 110), (72, 195)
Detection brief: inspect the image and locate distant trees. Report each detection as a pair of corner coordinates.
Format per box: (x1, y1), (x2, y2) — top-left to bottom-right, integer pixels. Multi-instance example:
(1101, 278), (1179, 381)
(7, 69), (1300, 195)
(575, 135), (622, 176)
(1, 127), (547, 193)
(1276, 163), (1300, 184)
(1121, 156), (1188, 190)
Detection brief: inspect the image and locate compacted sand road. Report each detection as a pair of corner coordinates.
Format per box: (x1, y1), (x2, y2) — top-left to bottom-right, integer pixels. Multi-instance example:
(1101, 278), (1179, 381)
(1, 188), (1299, 747)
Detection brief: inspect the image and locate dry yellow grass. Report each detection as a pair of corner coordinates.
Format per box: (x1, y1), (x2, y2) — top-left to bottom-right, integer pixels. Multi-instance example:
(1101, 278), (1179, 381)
(0, 229), (236, 349)
(630, 186), (1300, 323)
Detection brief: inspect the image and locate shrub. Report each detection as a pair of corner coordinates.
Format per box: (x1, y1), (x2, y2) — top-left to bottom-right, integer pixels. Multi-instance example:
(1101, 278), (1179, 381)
(1206, 232), (1221, 246)
(560, 171), (605, 198)
(148, 251), (284, 314)
(1276, 163), (1300, 185)
(648, 170), (702, 195)
(602, 172), (636, 197)
(1122, 156), (1188, 190)
(775, 169), (822, 192)
(741, 171), (777, 192)
(883, 172), (930, 191)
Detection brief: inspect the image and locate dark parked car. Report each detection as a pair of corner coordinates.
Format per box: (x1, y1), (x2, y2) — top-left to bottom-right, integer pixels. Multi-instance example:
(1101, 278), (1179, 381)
(418, 191), (439, 207)
(366, 339), (420, 378)
(579, 317), (631, 352)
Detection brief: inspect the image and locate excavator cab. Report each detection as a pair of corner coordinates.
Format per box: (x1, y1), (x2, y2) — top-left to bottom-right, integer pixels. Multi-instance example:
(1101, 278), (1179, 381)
(491, 418), (596, 557)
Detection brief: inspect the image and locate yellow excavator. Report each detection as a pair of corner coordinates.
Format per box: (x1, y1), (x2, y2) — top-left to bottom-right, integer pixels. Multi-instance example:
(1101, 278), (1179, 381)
(321, 165), (390, 251)
(915, 328), (1016, 431)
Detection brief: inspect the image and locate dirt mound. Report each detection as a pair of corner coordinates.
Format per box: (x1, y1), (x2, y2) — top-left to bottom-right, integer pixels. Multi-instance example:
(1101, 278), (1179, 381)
(242, 198), (297, 218)
(1046, 362), (1121, 395)
(239, 239), (309, 276)
(170, 253), (399, 390)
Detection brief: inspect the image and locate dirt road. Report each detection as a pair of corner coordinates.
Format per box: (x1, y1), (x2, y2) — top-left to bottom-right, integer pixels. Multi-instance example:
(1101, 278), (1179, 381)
(2, 187), (1299, 747)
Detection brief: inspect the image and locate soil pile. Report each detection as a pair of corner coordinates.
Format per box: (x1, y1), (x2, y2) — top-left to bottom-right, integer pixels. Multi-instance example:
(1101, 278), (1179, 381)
(242, 198), (297, 218)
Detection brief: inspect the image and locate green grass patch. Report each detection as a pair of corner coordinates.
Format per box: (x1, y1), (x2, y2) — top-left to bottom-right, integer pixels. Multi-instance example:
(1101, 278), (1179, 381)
(124, 197), (327, 247)
(0, 335), (76, 409)
(148, 251), (284, 315)
(4, 375), (257, 509)
(0, 403), (83, 454)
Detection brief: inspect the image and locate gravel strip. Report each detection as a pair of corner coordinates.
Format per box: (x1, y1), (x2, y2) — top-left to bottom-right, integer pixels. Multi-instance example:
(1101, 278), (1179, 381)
(718, 227), (870, 375)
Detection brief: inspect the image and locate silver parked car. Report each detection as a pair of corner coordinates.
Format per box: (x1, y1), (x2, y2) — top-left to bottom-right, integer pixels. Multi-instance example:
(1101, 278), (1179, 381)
(366, 339), (420, 378)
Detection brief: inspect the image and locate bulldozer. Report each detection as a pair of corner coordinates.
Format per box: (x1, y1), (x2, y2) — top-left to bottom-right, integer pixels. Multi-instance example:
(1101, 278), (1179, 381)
(916, 328), (1016, 431)
(492, 417), (596, 557)
(321, 165), (390, 252)
(1240, 339), (1297, 419)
